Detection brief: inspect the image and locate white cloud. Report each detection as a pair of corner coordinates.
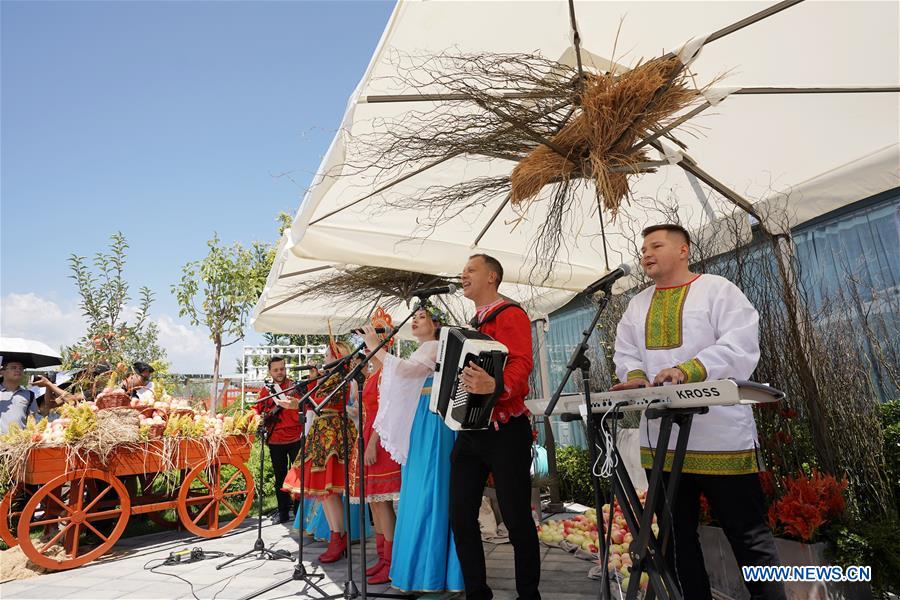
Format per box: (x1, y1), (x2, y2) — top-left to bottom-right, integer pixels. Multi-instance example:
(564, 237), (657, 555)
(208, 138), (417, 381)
(0, 293), (86, 352)
(1, 293), (245, 375)
(154, 314), (212, 373)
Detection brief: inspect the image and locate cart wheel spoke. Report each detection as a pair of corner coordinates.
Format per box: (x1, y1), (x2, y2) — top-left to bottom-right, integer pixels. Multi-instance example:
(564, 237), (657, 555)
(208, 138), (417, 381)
(82, 484), (114, 513)
(221, 470), (242, 490)
(45, 491), (70, 513)
(192, 501), (214, 525)
(68, 523), (82, 558)
(29, 516), (68, 527)
(72, 477), (86, 512)
(40, 522), (72, 552)
(83, 520), (109, 543)
(220, 498), (240, 518)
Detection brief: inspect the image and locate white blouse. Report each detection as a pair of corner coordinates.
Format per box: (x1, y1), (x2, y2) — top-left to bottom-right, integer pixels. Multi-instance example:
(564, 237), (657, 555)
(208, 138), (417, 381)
(372, 341), (438, 465)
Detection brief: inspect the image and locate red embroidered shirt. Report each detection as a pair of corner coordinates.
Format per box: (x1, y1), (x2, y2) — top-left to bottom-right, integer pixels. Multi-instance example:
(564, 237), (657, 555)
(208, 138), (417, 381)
(252, 378), (302, 444)
(474, 301), (533, 424)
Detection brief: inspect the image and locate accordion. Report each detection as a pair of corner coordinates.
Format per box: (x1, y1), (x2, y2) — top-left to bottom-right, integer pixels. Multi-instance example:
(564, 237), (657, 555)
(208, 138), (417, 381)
(430, 327), (508, 431)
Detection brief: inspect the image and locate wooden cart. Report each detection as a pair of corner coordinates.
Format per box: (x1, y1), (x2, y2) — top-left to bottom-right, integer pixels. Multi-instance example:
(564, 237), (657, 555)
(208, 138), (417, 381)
(0, 436), (254, 570)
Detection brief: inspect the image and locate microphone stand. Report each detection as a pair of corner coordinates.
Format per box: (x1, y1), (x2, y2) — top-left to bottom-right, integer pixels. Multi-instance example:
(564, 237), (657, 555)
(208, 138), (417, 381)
(237, 391), (342, 600)
(232, 366), (356, 600)
(237, 338), (394, 600)
(544, 285), (615, 600)
(218, 371), (337, 573)
(314, 306), (421, 600)
(216, 396), (293, 569)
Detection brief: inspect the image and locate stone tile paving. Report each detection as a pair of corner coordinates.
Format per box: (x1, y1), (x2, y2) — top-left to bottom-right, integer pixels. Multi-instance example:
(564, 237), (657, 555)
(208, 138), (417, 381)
(0, 517), (602, 600)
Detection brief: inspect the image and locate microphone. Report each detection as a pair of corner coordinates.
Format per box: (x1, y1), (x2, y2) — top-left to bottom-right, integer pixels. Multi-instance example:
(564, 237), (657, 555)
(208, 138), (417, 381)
(351, 327), (389, 335)
(582, 264), (631, 296)
(409, 283), (458, 298)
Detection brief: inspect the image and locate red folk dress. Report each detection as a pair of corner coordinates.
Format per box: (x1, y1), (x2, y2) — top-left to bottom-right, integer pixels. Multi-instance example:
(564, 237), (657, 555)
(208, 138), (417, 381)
(349, 369), (402, 501)
(282, 372), (358, 497)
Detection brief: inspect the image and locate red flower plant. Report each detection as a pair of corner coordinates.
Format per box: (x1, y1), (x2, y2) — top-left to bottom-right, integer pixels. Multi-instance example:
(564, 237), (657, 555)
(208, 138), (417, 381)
(758, 471), (776, 501)
(768, 469), (847, 542)
(774, 430), (793, 445)
(699, 494), (713, 525)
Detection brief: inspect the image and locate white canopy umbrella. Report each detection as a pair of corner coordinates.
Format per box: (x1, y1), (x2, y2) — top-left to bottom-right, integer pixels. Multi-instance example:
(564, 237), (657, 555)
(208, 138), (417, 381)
(0, 337), (62, 369)
(273, 0), (897, 309)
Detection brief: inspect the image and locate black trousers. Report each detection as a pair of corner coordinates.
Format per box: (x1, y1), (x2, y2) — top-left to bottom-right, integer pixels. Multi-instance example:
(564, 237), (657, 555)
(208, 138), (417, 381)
(647, 470), (787, 600)
(450, 415), (541, 600)
(269, 440), (302, 519)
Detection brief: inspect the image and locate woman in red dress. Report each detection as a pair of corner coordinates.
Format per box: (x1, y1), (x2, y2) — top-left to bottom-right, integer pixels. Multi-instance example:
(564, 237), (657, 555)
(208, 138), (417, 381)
(349, 352), (402, 584)
(348, 308), (401, 584)
(283, 339), (358, 563)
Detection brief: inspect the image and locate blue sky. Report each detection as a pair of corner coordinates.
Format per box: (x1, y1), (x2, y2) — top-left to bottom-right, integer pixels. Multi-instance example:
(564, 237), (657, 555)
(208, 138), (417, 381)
(1, 0), (395, 372)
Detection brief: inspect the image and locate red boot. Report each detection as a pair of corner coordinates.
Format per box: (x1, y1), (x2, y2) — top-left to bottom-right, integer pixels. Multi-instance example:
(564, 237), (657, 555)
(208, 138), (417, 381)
(366, 533), (385, 576)
(367, 538), (392, 585)
(318, 532), (347, 563)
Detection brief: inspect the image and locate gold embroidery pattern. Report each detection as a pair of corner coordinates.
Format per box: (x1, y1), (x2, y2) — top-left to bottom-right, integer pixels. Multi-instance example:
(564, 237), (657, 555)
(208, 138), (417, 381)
(639, 447), (760, 475)
(676, 358), (707, 383)
(627, 369), (649, 381)
(644, 284), (691, 349)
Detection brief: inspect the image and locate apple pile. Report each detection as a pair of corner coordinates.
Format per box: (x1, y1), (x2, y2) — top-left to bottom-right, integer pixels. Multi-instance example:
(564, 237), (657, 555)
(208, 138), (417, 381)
(129, 395), (192, 412)
(538, 509), (601, 554)
(139, 412), (166, 427)
(537, 491), (660, 591)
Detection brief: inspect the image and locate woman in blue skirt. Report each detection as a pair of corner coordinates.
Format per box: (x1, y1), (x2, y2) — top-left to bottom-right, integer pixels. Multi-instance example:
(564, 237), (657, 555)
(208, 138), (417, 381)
(295, 496), (370, 542)
(362, 304), (464, 593)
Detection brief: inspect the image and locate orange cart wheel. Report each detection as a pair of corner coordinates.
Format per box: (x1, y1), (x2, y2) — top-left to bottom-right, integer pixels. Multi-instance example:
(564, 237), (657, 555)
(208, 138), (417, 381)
(141, 471), (198, 530)
(0, 483), (26, 547)
(177, 461), (253, 538)
(17, 469), (130, 570)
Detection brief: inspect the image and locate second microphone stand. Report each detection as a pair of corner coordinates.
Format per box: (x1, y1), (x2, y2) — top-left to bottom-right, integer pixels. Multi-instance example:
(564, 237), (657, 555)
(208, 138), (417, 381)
(238, 383), (343, 600)
(317, 306), (420, 600)
(544, 286), (615, 600)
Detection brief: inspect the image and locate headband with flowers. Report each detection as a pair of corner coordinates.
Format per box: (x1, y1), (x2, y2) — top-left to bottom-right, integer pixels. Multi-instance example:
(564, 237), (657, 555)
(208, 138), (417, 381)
(418, 300), (448, 325)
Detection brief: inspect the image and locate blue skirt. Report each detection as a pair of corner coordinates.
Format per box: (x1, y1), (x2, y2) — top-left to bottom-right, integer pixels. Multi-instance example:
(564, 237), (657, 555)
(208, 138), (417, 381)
(295, 496), (371, 541)
(389, 379), (464, 592)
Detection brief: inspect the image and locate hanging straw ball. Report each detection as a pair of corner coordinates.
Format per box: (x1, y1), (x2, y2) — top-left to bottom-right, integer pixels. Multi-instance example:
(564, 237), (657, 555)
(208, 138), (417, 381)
(510, 56), (698, 216)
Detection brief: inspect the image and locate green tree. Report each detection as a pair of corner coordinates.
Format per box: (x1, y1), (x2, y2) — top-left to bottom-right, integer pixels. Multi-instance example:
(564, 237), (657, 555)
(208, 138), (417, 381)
(63, 232), (167, 375)
(172, 234), (269, 411)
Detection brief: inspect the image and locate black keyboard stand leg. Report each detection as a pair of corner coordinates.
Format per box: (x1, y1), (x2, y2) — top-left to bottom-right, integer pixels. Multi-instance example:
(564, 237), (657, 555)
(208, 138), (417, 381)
(595, 407), (705, 600)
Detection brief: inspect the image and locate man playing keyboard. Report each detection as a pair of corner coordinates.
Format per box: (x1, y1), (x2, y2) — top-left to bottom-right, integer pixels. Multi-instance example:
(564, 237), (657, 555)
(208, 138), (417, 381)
(612, 223), (786, 600)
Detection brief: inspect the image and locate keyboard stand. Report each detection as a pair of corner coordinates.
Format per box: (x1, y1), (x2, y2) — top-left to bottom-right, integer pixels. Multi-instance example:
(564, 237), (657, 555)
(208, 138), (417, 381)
(587, 405), (708, 600)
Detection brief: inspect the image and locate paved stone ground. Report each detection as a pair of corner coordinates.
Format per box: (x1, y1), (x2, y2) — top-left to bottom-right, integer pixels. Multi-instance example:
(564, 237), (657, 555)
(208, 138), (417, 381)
(0, 517), (602, 599)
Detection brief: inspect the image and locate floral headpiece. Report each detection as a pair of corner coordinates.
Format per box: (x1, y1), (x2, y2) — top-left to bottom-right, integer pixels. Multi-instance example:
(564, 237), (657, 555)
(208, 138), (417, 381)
(418, 300), (448, 325)
(371, 307), (395, 351)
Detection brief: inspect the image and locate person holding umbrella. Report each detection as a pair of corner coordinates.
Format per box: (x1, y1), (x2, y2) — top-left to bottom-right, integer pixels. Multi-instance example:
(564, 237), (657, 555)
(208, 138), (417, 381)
(0, 338), (63, 434)
(0, 360), (40, 434)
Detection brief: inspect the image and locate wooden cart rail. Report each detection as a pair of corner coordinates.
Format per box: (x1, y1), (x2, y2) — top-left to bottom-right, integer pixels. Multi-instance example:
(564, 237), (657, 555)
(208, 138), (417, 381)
(0, 435), (254, 570)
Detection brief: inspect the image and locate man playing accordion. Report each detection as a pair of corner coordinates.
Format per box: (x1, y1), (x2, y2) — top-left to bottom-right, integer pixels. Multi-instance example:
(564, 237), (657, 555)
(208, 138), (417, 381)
(450, 253), (541, 600)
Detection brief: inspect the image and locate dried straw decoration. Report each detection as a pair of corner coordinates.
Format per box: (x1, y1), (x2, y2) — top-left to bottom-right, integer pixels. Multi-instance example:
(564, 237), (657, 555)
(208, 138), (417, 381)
(333, 49), (711, 275)
(290, 266), (467, 325)
(510, 56), (698, 215)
